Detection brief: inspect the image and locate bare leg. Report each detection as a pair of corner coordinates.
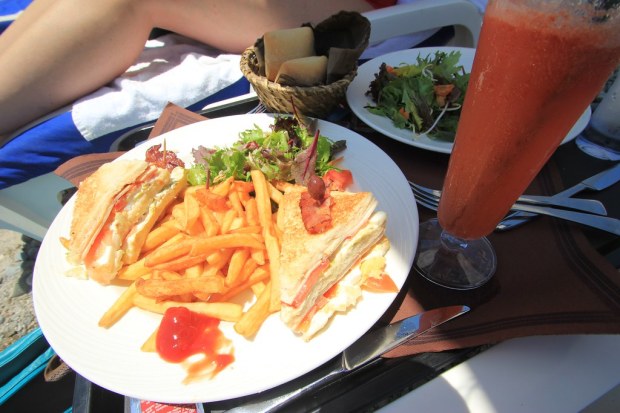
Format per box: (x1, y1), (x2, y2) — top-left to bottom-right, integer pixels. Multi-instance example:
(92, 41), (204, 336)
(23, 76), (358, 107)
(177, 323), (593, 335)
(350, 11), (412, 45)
(147, 0), (374, 53)
(0, 0), (373, 138)
(0, 0), (58, 49)
(0, 0), (154, 135)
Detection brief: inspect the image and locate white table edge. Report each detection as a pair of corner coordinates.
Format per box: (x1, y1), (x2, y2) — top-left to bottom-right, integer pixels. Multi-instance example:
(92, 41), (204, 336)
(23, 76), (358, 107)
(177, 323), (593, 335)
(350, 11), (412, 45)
(377, 334), (620, 413)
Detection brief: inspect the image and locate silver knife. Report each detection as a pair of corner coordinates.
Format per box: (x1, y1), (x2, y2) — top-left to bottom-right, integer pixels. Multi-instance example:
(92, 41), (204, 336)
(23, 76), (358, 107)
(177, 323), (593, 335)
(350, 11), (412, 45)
(497, 163), (620, 231)
(226, 305), (469, 412)
(554, 163), (620, 197)
(342, 305), (469, 370)
(512, 194), (606, 215)
(504, 203), (620, 235)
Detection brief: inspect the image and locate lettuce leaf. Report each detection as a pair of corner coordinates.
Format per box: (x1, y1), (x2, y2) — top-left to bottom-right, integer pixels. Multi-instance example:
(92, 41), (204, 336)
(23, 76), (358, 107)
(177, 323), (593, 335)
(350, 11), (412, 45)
(365, 50), (469, 141)
(189, 116), (344, 186)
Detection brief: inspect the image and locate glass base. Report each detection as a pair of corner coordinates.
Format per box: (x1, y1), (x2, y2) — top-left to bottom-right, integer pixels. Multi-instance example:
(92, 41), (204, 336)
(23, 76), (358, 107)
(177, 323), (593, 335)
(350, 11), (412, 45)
(576, 129), (620, 161)
(414, 219), (497, 290)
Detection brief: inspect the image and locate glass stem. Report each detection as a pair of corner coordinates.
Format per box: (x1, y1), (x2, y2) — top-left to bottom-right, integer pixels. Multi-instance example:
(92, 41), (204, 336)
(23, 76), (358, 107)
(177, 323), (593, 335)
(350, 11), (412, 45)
(440, 231), (469, 251)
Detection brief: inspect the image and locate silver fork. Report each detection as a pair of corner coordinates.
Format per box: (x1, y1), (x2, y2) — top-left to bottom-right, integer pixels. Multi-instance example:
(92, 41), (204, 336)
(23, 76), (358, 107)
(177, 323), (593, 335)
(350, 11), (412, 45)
(408, 181), (607, 215)
(409, 181), (620, 235)
(409, 183), (522, 230)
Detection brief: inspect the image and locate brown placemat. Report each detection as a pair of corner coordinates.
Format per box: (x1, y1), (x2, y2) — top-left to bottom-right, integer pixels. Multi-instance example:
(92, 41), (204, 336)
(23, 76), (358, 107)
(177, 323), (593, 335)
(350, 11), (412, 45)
(359, 128), (620, 358)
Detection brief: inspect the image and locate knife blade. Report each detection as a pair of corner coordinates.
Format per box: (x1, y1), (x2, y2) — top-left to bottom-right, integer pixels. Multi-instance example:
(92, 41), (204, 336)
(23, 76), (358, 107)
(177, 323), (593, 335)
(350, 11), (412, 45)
(497, 163), (620, 231)
(554, 163), (620, 197)
(503, 203), (620, 235)
(226, 305), (469, 412)
(513, 194), (606, 215)
(342, 305), (469, 371)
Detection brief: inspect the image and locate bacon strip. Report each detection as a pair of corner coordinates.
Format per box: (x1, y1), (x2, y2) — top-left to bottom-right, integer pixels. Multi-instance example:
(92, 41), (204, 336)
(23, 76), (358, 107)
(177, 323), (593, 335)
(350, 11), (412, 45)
(300, 191), (333, 234)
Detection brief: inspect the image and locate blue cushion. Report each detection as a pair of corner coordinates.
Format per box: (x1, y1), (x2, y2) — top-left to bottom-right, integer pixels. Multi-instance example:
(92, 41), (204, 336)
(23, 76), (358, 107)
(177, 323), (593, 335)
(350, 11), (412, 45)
(0, 0), (31, 33)
(0, 77), (250, 190)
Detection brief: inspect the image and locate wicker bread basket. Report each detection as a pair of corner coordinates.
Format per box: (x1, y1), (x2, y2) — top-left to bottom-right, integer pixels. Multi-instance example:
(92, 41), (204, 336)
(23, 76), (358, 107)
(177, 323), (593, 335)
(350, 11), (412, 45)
(240, 47), (356, 118)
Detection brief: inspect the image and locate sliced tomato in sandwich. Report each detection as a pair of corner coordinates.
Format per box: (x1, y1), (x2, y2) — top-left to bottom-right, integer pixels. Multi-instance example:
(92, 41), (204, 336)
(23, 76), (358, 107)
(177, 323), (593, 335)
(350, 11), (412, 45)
(83, 166), (161, 269)
(295, 281), (341, 333)
(289, 259), (330, 308)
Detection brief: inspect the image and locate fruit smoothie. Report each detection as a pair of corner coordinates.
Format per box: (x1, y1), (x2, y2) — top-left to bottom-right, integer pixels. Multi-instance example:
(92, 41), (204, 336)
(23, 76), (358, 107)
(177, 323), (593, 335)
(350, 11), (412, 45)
(438, 0), (620, 239)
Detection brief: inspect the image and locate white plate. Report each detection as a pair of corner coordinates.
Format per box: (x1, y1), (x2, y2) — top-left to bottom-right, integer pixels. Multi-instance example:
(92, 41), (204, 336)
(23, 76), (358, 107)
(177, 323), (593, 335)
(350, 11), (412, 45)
(33, 114), (419, 404)
(347, 47), (592, 154)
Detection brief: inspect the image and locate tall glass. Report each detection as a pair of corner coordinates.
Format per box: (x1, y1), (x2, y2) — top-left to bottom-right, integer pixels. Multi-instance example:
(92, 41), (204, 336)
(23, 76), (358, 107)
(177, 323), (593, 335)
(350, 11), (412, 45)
(414, 0), (620, 290)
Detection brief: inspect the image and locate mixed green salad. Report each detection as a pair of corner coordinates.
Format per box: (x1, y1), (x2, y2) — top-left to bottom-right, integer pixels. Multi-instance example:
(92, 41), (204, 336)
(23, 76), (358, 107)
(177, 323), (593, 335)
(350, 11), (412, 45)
(187, 116), (345, 186)
(365, 50), (469, 141)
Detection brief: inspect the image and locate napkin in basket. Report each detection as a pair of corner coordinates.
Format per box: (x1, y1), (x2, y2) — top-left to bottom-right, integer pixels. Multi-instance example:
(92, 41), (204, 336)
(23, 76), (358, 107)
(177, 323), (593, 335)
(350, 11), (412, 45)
(252, 11), (370, 85)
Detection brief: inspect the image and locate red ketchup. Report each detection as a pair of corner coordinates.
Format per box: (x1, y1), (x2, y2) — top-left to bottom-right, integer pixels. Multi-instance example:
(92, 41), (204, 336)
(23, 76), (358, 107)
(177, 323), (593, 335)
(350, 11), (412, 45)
(156, 307), (234, 379)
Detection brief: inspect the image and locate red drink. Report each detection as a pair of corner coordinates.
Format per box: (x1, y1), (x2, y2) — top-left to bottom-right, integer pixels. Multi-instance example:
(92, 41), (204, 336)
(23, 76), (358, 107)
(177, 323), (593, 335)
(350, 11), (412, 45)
(438, 0), (620, 239)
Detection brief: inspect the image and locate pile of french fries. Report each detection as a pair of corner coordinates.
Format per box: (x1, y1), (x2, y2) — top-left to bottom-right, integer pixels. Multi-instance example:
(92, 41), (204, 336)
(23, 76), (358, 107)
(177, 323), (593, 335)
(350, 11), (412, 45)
(97, 170), (285, 351)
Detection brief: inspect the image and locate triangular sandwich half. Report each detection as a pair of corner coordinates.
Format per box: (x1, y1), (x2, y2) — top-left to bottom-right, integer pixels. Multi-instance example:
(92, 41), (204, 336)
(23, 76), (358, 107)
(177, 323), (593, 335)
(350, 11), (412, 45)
(66, 160), (187, 284)
(277, 187), (387, 339)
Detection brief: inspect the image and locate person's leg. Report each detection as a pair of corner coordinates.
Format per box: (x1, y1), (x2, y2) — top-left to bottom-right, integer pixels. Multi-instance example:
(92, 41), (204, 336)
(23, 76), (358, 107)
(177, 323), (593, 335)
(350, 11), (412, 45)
(0, 0), (58, 51)
(147, 0), (374, 53)
(0, 0), (155, 136)
(0, 0), (374, 137)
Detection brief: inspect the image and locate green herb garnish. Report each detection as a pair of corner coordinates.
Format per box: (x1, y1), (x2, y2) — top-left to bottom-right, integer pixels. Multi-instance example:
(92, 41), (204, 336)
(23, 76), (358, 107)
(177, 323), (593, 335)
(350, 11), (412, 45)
(187, 116), (345, 186)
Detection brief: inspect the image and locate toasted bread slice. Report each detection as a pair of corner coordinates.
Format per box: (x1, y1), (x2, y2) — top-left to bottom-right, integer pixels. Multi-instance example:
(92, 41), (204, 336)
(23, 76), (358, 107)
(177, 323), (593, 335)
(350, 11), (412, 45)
(67, 160), (149, 265)
(299, 234), (390, 340)
(277, 188), (378, 305)
(82, 165), (171, 284)
(280, 209), (386, 333)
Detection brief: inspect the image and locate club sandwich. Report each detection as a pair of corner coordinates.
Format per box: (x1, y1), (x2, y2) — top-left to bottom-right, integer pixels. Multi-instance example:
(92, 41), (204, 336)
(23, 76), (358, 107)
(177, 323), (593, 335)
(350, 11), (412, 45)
(277, 187), (387, 340)
(66, 159), (187, 284)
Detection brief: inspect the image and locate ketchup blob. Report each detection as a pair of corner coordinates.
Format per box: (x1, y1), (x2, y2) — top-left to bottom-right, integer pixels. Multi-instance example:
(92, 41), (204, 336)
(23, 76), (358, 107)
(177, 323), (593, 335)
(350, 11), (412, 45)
(156, 307), (234, 378)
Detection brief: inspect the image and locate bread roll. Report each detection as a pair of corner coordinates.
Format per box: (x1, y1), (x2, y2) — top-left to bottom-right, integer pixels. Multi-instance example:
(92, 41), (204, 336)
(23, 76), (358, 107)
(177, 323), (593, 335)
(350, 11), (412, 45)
(275, 55), (328, 86)
(264, 27), (315, 81)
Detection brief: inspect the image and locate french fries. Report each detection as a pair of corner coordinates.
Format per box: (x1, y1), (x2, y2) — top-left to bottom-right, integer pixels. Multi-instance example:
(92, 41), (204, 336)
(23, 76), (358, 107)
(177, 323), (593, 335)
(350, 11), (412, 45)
(98, 276), (144, 328)
(135, 275), (225, 298)
(234, 280), (273, 338)
(250, 170), (282, 312)
(142, 223), (180, 252)
(141, 328), (158, 352)
(98, 170), (284, 347)
(133, 295), (243, 322)
(189, 233), (265, 256)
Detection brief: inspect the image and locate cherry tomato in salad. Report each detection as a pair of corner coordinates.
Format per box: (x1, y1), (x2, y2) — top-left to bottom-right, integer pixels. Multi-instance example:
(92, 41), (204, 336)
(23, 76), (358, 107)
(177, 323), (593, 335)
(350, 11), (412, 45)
(323, 169), (353, 191)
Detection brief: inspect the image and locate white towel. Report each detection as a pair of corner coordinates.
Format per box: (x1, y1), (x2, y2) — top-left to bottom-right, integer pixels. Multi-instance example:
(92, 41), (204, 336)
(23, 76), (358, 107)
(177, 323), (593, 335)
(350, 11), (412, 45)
(72, 34), (242, 141)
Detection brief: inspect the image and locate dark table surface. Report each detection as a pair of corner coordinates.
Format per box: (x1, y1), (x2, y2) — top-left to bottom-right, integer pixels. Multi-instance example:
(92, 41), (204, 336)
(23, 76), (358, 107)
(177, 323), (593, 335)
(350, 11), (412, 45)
(66, 96), (619, 413)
